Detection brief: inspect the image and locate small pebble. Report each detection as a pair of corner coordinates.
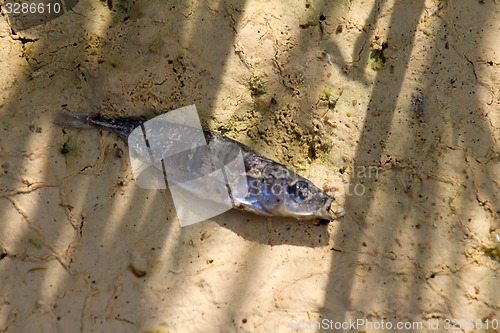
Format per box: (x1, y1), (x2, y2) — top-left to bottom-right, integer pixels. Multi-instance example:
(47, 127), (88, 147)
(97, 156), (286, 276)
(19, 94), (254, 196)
(115, 147), (124, 158)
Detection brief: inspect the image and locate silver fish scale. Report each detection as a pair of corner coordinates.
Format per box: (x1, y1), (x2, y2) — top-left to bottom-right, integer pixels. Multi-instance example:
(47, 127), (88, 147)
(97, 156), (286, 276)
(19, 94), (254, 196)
(203, 131), (333, 219)
(56, 112), (343, 220)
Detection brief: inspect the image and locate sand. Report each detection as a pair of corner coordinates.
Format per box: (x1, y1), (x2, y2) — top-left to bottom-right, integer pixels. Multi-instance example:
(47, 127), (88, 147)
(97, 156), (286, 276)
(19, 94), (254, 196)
(0, 0), (499, 332)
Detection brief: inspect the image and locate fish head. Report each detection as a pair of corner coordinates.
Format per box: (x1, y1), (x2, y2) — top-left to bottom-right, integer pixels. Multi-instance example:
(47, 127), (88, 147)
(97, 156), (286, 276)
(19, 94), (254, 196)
(283, 179), (340, 220)
(257, 165), (344, 220)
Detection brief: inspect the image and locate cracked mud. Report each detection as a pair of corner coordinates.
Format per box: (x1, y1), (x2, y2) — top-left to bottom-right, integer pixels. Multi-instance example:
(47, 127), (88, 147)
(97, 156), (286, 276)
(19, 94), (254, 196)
(0, 0), (499, 332)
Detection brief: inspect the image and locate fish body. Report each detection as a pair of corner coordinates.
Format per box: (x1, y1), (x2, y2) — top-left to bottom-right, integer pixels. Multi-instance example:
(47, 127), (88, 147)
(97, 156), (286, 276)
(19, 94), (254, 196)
(57, 112), (344, 221)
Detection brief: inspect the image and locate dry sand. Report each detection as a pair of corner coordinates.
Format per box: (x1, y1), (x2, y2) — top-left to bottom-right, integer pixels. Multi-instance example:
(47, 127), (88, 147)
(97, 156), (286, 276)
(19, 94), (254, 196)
(0, 0), (499, 332)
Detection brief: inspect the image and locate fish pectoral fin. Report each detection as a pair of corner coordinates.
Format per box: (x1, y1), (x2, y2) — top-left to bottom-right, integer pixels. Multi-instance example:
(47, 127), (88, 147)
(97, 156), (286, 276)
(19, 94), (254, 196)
(232, 200), (272, 217)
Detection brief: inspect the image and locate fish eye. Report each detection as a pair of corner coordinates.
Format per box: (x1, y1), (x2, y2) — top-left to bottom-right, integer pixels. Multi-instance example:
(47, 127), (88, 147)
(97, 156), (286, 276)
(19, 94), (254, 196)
(288, 181), (312, 201)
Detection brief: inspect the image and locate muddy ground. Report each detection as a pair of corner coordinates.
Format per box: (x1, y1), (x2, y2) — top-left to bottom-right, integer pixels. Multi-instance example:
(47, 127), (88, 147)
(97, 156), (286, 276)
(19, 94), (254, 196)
(0, 0), (499, 332)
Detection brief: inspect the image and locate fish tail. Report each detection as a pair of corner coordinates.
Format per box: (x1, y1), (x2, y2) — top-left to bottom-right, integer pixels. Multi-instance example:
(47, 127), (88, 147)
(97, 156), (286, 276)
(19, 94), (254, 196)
(54, 111), (144, 142)
(54, 111), (94, 129)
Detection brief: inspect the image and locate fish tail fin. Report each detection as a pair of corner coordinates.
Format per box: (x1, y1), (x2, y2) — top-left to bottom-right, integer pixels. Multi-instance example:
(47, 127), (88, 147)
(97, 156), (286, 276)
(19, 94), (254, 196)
(54, 111), (94, 128)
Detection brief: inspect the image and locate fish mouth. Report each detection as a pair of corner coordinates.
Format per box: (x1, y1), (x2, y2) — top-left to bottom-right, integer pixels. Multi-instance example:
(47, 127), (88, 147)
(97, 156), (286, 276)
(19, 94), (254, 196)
(319, 197), (345, 220)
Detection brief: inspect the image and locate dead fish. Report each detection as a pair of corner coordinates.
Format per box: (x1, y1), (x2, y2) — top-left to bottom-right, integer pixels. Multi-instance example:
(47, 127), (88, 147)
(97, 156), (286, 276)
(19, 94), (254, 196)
(56, 112), (344, 221)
